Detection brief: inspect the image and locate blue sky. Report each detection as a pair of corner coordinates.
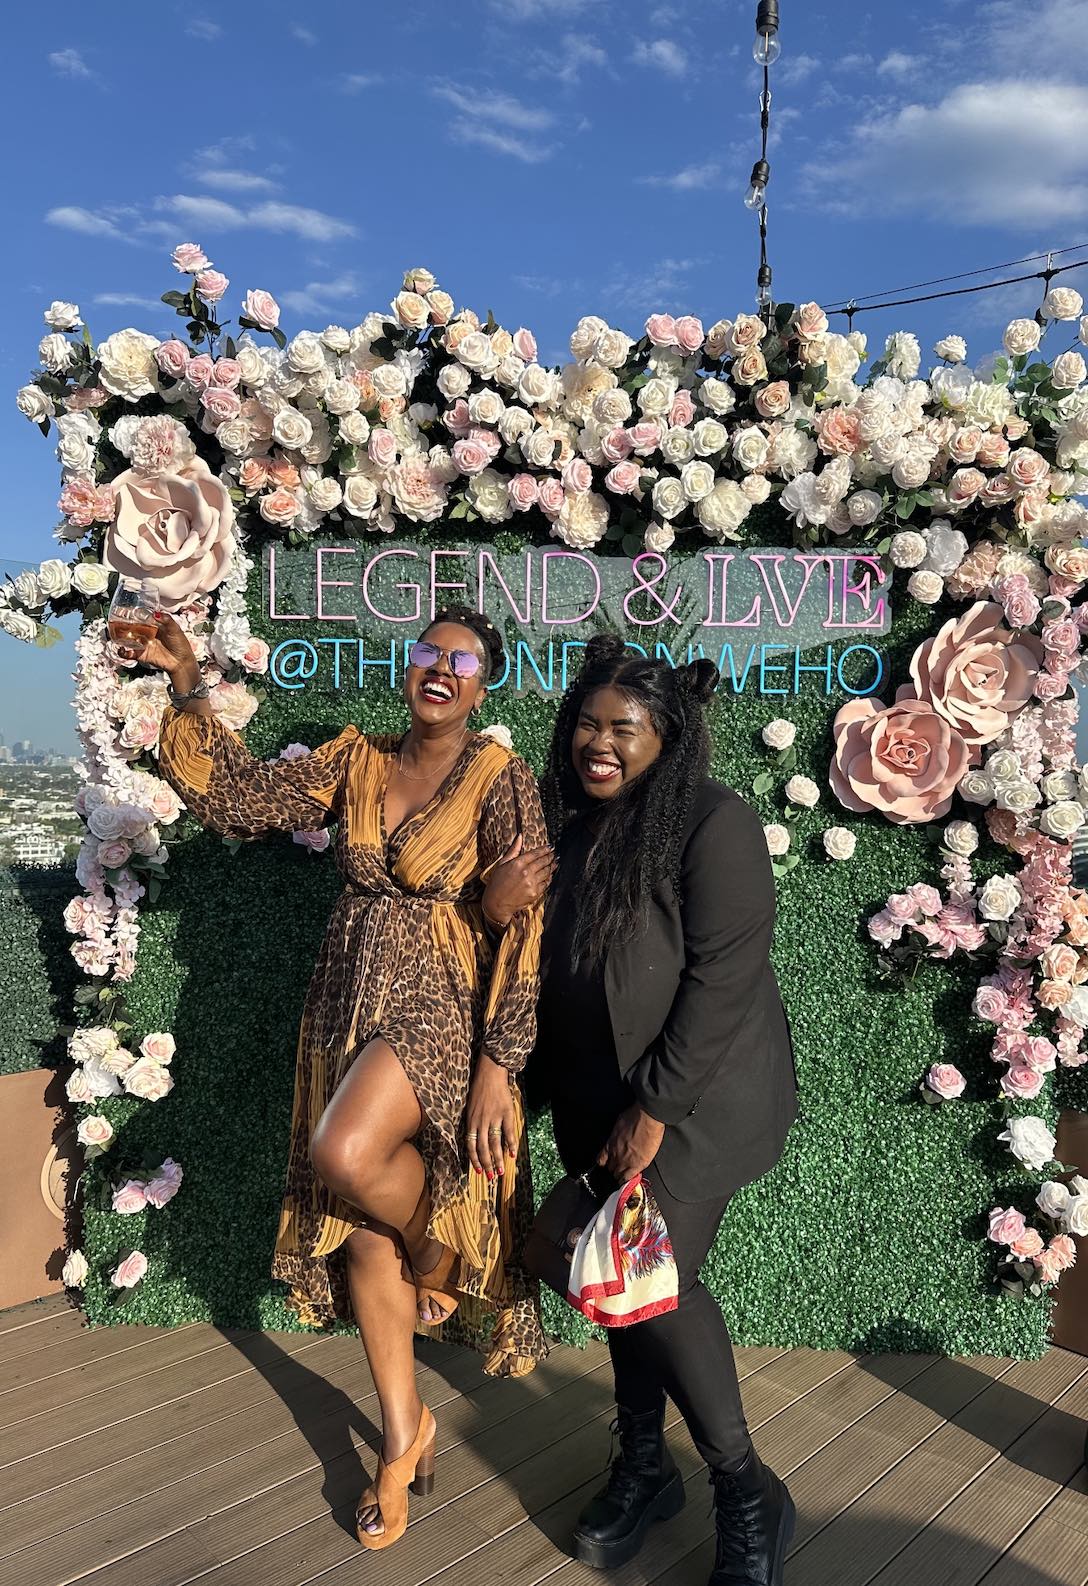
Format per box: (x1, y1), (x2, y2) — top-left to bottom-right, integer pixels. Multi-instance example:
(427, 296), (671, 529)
(4, 0), (1088, 752)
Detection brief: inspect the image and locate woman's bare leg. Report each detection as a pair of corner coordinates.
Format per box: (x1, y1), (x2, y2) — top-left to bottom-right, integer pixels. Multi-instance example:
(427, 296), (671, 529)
(310, 1039), (450, 1314)
(344, 1223), (422, 1539)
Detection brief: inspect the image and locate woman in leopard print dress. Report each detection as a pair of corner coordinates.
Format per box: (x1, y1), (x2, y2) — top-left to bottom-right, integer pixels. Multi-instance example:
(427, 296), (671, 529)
(139, 604), (554, 1550)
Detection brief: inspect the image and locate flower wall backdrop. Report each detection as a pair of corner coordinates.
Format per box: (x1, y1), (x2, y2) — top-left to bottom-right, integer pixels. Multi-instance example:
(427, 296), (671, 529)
(7, 249), (1088, 1344)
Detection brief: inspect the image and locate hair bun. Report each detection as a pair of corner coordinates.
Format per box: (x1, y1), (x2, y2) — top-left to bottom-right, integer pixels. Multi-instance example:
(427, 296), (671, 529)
(681, 658), (719, 706)
(583, 633), (627, 669)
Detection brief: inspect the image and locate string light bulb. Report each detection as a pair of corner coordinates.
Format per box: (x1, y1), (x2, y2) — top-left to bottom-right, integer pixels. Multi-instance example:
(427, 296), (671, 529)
(753, 0), (781, 64)
(745, 158), (770, 210)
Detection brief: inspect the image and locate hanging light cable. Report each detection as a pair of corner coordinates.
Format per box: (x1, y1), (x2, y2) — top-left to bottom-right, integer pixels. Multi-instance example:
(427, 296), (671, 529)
(746, 1), (780, 317)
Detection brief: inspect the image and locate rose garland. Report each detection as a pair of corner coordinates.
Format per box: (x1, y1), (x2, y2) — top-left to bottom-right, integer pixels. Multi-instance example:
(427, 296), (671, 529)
(8, 247), (1088, 1304)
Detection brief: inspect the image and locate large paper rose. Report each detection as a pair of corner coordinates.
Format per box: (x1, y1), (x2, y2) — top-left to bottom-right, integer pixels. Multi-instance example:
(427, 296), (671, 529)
(908, 601), (1044, 750)
(104, 457), (235, 610)
(830, 693), (971, 825)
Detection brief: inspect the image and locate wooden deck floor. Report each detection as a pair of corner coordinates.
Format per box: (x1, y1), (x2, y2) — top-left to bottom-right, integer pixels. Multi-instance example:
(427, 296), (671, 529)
(1, 1296), (1087, 1586)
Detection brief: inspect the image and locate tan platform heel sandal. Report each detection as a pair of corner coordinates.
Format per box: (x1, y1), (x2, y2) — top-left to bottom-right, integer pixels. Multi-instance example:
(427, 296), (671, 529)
(412, 1244), (461, 1327)
(356, 1403), (437, 1551)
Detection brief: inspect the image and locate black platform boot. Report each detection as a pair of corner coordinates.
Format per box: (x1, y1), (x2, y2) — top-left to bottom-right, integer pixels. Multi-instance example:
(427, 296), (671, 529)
(708, 1447), (795, 1586)
(571, 1404), (686, 1569)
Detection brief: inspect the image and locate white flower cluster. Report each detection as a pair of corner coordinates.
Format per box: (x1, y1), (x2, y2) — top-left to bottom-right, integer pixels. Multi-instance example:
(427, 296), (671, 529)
(64, 1027), (175, 1105)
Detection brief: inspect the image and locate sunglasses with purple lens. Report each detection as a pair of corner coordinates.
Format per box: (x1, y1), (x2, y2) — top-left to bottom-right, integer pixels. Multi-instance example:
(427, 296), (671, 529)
(408, 639), (482, 679)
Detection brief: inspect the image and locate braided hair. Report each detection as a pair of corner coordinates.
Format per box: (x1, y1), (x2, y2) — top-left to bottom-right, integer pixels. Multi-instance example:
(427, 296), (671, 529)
(423, 605), (505, 683)
(540, 634), (719, 968)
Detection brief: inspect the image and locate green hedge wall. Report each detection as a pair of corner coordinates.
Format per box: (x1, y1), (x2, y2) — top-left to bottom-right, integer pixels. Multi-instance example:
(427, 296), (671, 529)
(0, 866), (80, 1076)
(70, 516), (1088, 1355)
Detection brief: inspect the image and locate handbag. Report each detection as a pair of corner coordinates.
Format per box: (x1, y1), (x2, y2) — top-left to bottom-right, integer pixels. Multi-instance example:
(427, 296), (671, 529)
(523, 1173), (604, 1299)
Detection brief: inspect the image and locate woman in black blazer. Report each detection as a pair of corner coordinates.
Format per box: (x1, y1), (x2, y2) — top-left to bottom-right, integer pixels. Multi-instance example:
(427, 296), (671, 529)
(521, 636), (798, 1586)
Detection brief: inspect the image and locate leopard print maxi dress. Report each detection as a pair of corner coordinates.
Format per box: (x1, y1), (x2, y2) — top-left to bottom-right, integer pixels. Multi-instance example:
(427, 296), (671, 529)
(157, 708), (548, 1376)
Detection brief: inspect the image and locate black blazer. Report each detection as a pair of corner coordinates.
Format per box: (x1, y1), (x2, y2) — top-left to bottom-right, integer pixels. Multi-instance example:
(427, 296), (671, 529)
(593, 778), (798, 1203)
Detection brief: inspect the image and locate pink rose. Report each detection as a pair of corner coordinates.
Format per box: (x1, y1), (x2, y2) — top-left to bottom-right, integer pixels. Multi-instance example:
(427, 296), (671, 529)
(172, 243), (209, 273)
(627, 420), (662, 455)
(1039, 979), (1074, 1010)
(508, 474), (539, 511)
(238, 458), (269, 495)
(972, 985), (1008, 1023)
(981, 476), (1017, 508)
(1010, 1227), (1045, 1260)
(867, 910), (902, 947)
(64, 384), (109, 412)
(201, 386), (241, 424)
(995, 579), (1041, 630)
(210, 679), (259, 731)
(241, 289), (280, 330)
(601, 426), (634, 463)
(675, 315), (704, 354)
(645, 313), (677, 347)
(293, 829), (331, 852)
(105, 457), (234, 610)
(988, 1207), (1027, 1245)
(259, 488), (300, 527)
(948, 427), (982, 465)
(195, 269), (229, 304)
(240, 636), (270, 673)
(604, 461), (642, 496)
(1007, 448), (1049, 491)
(443, 398), (471, 438)
(1034, 1248), (1063, 1285)
(976, 432), (1010, 469)
(140, 1032), (175, 1065)
(561, 457), (593, 495)
(793, 302), (829, 339)
(829, 696), (971, 825)
(1041, 944), (1079, 981)
(670, 389), (696, 427)
(733, 347), (768, 385)
(112, 1180), (149, 1215)
(278, 742), (312, 761)
(98, 838), (133, 869)
(885, 893), (919, 922)
(123, 1056), (175, 1101)
(59, 477), (112, 528)
(925, 1063), (966, 1099)
(451, 437), (490, 476)
(908, 602), (1044, 749)
(1023, 1036), (1057, 1073)
(755, 381), (791, 419)
(1000, 1062), (1045, 1100)
(1042, 618), (1080, 654)
(512, 327), (537, 362)
(77, 1114), (115, 1148)
(1048, 1234), (1077, 1272)
(111, 1250), (148, 1288)
(186, 354), (215, 391)
(538, 478), (565, 518)
(367, 428), (399, 469)
(946, 467), (985, 507)
(467, 425), (501, 459)
(1033, 671), (1070, 702)
(145, 1158), (183, 1208)
(155, 340), (191, 379)
(210, 358), (241, 390)
(818, 408), (861, 456)
(907, 883), (942, 916)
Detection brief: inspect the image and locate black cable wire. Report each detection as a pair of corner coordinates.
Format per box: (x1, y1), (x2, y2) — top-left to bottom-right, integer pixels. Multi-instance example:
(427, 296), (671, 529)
(757, 66), (771, 315)
(824, 242), (1088, 311)
(826, 257), (1088, 318)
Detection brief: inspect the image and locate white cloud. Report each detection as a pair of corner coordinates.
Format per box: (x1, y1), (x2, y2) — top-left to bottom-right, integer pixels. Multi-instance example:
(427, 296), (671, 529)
(877, 51), (919, 78)
(805, 81), (1088, 227)
(155, 194), (356, 240)
(432, 83), (554, 131)
(779, 53), (819, 86)
(340, 74), (380, 92)
(196, 168), (279, 194)
(93, 293), (169, 312)
(603, 257), (699, 311)
(45, 206), (125, 240)
(158, 194), (247, 229)
(279, 274), (361, 315)
(448, 120), (552, 163)
(631, 38), (688, 77)
(48, 48), (91, 79)
(540, 31), (608, 83)
(985, 0), (1088, 76)
(490, 0), (599, 17)
(293, 25), (317, 45)
(186, 18), (222, 40)
(643, 162), (721, 191)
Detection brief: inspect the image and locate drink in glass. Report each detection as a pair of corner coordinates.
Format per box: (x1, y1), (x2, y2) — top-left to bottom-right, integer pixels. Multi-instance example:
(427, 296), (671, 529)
(108, 578), (162, 657)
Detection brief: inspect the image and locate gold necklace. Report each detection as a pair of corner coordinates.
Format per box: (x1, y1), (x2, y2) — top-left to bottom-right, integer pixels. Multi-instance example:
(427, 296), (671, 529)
(395, 732), (469, 782)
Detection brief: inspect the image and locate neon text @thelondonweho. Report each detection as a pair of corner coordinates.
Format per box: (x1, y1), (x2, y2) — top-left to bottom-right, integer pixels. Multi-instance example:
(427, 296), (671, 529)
(261, 542), (890, 698)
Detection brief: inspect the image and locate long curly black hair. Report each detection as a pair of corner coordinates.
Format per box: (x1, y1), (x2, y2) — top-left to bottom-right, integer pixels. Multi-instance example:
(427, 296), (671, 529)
(540, 634), (719, 967)
(422, 605), (505, 683)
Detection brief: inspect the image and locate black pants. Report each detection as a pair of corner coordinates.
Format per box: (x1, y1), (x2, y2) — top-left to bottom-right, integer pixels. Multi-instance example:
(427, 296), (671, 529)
(551, 1088), (753, 1471)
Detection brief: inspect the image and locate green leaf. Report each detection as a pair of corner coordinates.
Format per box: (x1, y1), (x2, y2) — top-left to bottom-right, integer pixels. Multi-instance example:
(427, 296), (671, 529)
(224, 336), (237, 359)
(161, 291), (188, 310)
(221, 837), (243, 856)
(271, 327), (287, 350)
(604, 524), (624, 542)
(621, 532), (643, 557)
(894, 494), (917, 520)
(777, 746), (797, 772)
(34, 623), (63, 649)
(779, 852), (800, 872)
(752, 771), (776, 796)
(774, 302), (794, 331)
(875, 537), (892, 555)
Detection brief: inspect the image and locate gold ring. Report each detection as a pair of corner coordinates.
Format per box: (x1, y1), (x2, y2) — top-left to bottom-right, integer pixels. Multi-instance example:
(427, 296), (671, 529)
(467, 1129), (479, 1140)
(488, 1125), (502, 1135)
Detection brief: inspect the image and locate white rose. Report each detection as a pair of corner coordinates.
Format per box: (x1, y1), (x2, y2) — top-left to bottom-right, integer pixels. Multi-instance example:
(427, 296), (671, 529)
(689, 417), (726, 457)
(1042, 287), (1084, 322)
(72, 561), (110, 597)
(468, 388), (505, 426)
(700, 378), (736, 416)
(0, 607), (39, 643)
(518, 363), (558, 406)
(271, 409), (314, 450)
(1043, 769), (1079, 802)
(343, 474), (378, 517)
(371, 363), (407, 398)
(892, 451), (932, 490)
(995, 778), (1041, 814)
(62, 1249), (89, 1287)
(652, 477), (686, 520)
(77, 1114), (115, 1149)
(889, 531), (926, 568)
(764, 824), (790, 856)
(286, 332), (327, 375)
(596, 329), (633, 369)
(570, 314), (609, 361)
(644, 521), (675, 553)
(823, 826), (857, 861)
(921, 521), (968, 577)
(37, 558), (72, 599)
(498, 406), (534, 444)
(17, 384), (54, 423)
(978, 874), (1022, 921)
(732, 426), (769, 472)
(524, 428), (563, 469)
(942, 820), (979, 856)
(986, 748), (1022, 784)
(1037, 1181), (1071, 1220)
(844, 490), (881, 527)
(998, 1116), (1057, 1174)
(1003, 318), (1042, 356)
(593, 387), (633, 427)
(761, 718), (796, 750)
(1080, 315), (1088, 347)
(324, 378), (361, 416)
(82, 1053), (123, 1098)
(661, 426), (695, 465)
(12, 569), (43, 607)
(934, 335), (967, 364)
(1052, 352), (1086, 390)
(1040, 800), (1085, 838)
(437, 362), (472, 400)
(555, 490), (609, 549)
(637, 378), (675, 418)
(697, 479), (751, 541)
(308, 475), (343, 513)
(680, 460), (714, 502)
(468, 468), (511, 524)
(318, 324), (350, 353)
(457, 332), (499, 376)
(884, 332), (921, 379)
(235, 341), (268, 387)
(56, 427), (97, 473)
(742, 473), (772, 504)
(785, 775), (820, 808)
(338, 410), (371, 447)
(45, 300), (81, 330)
(123, 1056), (174, 1102)
(39, 332), (75, 373)
(1065, 1196), (1088, 1237)
(97, 328), (160, 400)
(907, 570), (944, 604)
(392, 290), (429, 330)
